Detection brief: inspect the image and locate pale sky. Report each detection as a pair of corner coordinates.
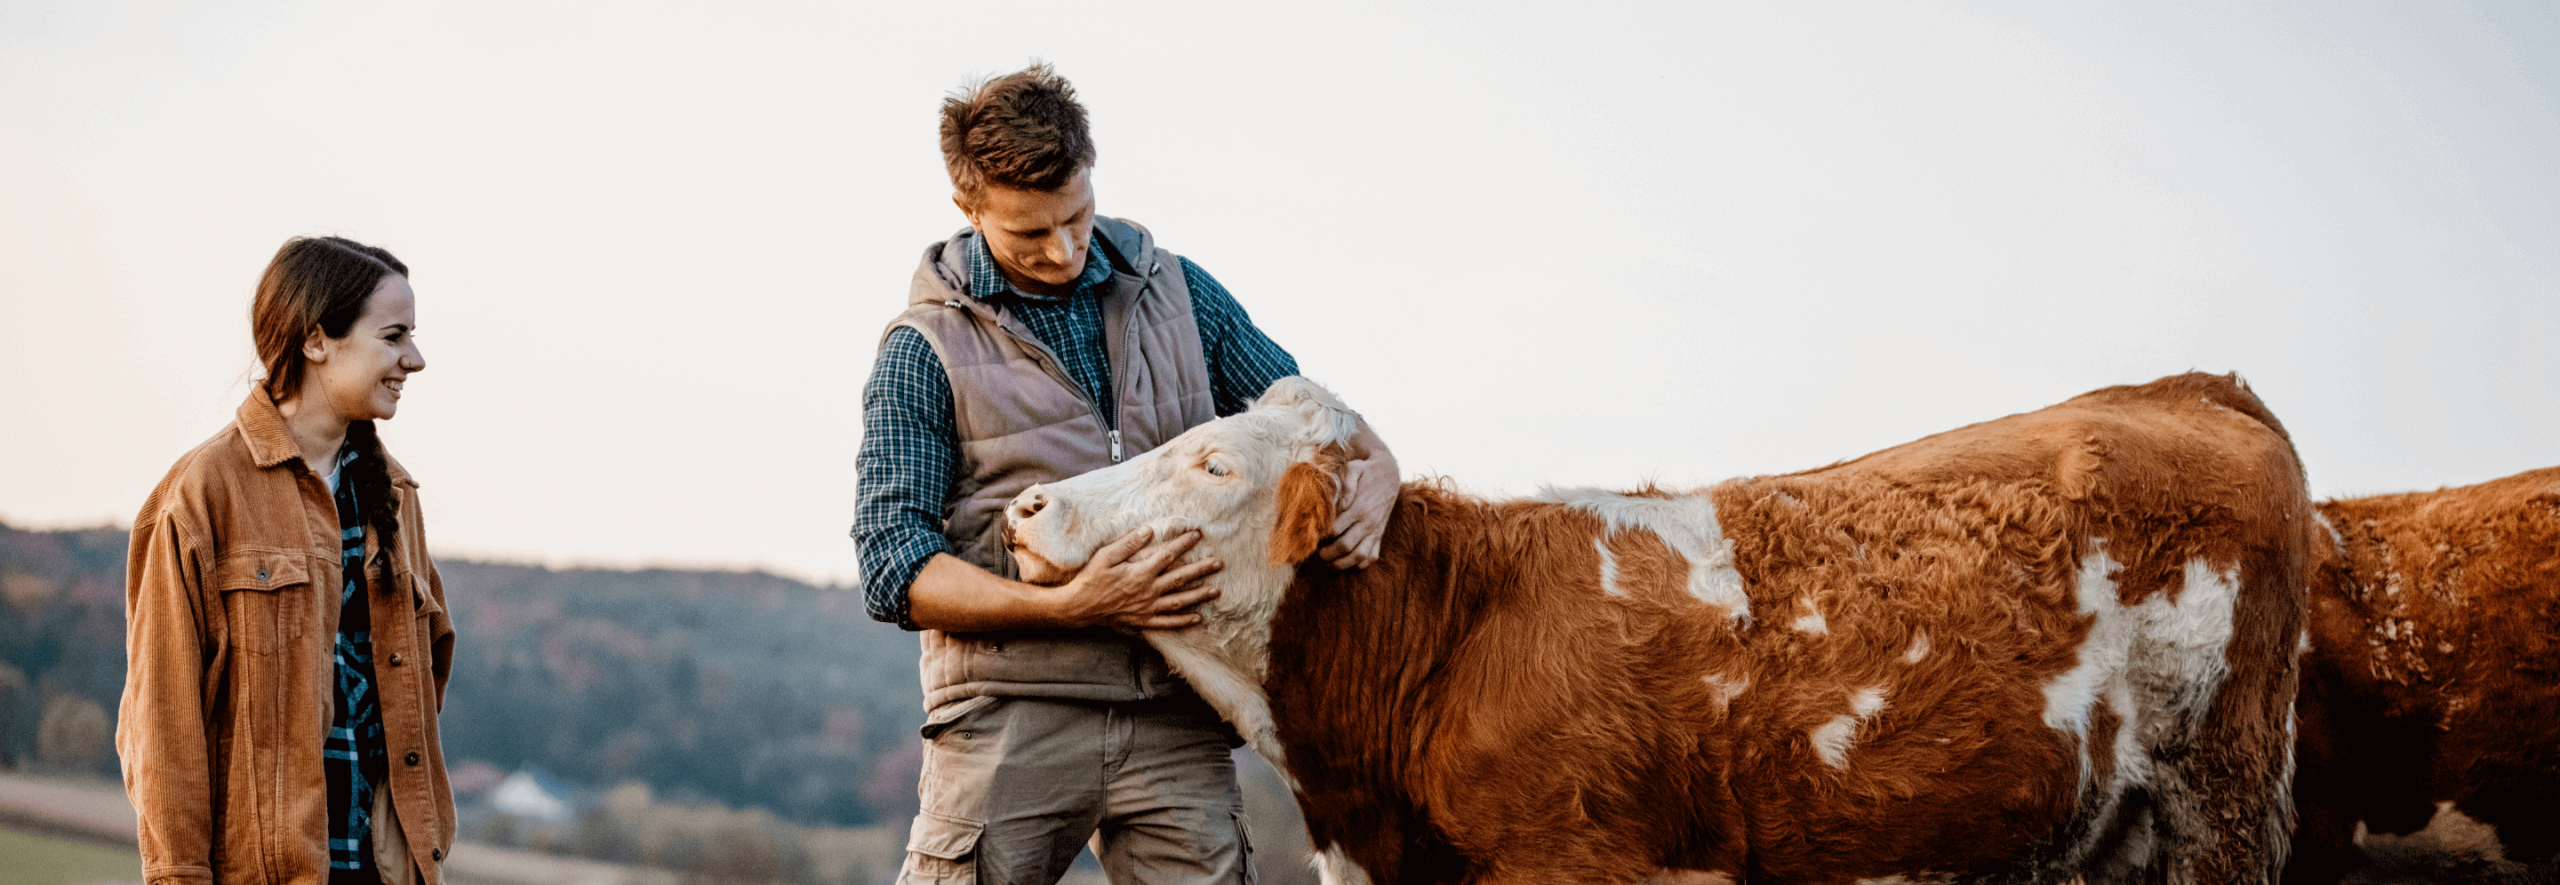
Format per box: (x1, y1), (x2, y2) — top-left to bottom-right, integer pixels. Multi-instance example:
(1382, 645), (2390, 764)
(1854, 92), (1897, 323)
(4, 3), (2554, 587)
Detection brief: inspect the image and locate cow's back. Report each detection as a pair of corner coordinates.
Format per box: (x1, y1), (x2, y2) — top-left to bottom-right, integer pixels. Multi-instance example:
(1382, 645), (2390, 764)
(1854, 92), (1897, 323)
(1265, 374), (2316, 885)
(2289, 466), (2560, 884)
(1708, 372), (2315, 883)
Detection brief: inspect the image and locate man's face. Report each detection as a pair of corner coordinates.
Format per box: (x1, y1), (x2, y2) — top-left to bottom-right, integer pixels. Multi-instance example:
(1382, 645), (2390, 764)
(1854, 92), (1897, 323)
(958, 167), (1096, 295)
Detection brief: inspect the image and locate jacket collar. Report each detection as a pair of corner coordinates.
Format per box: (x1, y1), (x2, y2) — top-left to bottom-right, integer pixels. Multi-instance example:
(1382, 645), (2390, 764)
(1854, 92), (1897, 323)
(235, 389), (417, 488)
(237, 388), (304, 470)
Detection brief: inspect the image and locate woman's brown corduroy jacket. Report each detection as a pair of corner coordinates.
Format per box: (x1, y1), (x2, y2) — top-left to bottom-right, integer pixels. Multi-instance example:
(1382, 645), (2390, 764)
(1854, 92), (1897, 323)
(118, 390), (457, 885)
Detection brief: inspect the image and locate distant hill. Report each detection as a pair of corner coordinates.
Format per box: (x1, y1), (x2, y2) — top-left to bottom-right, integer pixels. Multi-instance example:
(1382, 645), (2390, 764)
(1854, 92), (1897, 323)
(0, 520), (1317, 885)
(0, 520), (927, 828)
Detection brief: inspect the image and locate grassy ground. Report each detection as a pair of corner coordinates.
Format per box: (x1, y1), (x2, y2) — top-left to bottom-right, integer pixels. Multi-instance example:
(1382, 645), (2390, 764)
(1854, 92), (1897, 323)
(0, 829), (141, 885)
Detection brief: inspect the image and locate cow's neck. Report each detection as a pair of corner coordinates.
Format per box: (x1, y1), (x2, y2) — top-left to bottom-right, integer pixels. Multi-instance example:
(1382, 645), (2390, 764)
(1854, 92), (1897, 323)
(1260, 483), (1754, 877)
(1263, 484), (1513, 783)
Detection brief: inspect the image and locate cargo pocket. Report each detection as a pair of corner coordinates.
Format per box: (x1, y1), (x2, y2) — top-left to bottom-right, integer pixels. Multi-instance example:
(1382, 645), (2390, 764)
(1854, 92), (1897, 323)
(899, 811), (982, 885)
(215, 550), (313, 656)
(1232, 809), (1257, 885)
(918, 695), (999, 742)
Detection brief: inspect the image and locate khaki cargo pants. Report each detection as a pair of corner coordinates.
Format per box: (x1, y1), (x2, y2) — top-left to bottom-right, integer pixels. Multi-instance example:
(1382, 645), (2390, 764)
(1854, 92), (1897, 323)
(899, 695), (1254, 885)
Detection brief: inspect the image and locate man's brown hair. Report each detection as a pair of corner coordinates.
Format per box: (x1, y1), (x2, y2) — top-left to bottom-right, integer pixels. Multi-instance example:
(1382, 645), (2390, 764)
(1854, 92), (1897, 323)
(940, 62), (1095, 204)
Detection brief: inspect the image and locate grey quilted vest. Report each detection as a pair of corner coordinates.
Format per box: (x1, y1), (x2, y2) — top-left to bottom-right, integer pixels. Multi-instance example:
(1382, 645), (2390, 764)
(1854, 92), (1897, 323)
(886, 217), (1217, 709)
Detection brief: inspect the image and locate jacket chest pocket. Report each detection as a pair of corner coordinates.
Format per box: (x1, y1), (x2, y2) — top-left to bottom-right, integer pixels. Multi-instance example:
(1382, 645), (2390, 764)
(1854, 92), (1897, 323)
(383, 569), (443, 664)
(216, 551), (317, 657)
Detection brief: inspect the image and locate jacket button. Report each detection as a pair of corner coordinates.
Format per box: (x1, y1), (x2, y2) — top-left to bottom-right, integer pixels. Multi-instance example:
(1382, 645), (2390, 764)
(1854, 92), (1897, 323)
(256, 569), (269, 583)
(388, 653), (404, 667)
(405, 751), (421, 766)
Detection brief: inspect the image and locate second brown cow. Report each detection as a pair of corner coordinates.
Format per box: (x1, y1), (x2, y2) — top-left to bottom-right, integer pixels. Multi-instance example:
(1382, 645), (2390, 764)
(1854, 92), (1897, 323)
(2289, 465), (2560, 884)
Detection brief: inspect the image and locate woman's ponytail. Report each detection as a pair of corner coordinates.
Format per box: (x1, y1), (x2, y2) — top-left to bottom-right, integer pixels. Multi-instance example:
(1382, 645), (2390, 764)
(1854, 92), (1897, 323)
(347, 419), (402, 593)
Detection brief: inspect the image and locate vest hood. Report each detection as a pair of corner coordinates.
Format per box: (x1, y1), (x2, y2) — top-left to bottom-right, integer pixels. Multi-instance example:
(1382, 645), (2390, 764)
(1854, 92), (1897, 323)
(906, 219), (1160, 312)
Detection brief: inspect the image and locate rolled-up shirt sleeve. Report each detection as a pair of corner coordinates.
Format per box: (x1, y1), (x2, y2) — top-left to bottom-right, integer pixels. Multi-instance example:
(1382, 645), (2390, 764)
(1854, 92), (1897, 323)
(1182, 257), (1300, 417)
(853, 327), (960, 630)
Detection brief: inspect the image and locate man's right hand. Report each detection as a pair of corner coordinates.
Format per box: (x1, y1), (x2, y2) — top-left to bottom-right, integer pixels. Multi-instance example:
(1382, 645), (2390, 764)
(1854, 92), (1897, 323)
(1051, 527), (1224, 629)
(905, 530), (1223, 634)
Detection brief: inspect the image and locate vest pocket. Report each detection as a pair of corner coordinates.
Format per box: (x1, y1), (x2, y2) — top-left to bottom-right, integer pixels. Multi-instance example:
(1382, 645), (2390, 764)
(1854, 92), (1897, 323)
(214, 550), (313, 656)
(899, 810), (982, 885)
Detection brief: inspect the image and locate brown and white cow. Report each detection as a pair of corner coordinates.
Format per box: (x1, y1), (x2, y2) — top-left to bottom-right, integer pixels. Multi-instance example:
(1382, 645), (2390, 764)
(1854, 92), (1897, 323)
(2288, 466), (2560, 885)
(1005, 373), (2316, 885)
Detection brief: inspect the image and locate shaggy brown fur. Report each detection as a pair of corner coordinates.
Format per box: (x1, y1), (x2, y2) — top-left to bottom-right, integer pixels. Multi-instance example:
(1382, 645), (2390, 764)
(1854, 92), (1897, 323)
(1264, 373), (2315, 885)
(2288, 466), (2560, 885)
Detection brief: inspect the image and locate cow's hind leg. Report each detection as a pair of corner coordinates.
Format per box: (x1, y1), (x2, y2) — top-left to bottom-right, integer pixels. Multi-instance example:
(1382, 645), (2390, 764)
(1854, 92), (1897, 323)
(2148, 560), (2302, 885)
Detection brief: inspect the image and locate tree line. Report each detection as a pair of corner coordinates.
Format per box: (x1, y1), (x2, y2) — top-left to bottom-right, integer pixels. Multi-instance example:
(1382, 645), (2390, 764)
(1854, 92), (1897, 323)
(0, 521), (928, 829)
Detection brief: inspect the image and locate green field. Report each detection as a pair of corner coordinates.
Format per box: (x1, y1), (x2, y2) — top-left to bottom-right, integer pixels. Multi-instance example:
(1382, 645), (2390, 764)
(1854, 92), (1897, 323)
(0, 829), (141, 885)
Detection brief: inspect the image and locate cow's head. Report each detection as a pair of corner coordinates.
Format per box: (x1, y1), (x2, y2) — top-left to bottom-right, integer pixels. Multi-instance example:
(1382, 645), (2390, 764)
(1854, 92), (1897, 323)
(1008, 375), (1358, 591)
(1004, 378), (1359, 743)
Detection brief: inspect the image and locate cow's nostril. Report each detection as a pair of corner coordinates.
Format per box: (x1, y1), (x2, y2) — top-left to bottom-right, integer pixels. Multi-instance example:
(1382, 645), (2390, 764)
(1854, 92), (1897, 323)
(1010, 490), (1050, 523)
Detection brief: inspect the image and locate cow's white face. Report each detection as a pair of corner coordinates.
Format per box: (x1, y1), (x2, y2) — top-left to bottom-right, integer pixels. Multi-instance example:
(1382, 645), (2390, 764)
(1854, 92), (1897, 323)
(1008, 375), (1357, 601)
(1004, 376), (1360, 763)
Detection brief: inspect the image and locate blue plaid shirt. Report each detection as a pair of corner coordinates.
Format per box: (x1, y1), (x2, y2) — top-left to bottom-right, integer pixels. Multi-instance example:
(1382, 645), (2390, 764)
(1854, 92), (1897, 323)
(853, 230), (1298, 628)
(324, 447), (386, 880)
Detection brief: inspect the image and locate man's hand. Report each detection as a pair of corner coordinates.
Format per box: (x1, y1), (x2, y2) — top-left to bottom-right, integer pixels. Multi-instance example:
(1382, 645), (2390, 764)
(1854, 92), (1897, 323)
(1052, 527), (1225, 629)
(1320, 416), (1400, 569)
(905, 529), (1222, 633)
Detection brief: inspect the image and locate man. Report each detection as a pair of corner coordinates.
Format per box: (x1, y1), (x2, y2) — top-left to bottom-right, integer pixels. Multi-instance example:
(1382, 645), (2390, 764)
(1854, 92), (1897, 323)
(853, 63), (1399, 885)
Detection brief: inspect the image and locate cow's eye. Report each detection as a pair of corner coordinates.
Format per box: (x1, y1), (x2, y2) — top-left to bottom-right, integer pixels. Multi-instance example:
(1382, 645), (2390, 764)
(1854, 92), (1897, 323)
(1205, 461), (1230, 477)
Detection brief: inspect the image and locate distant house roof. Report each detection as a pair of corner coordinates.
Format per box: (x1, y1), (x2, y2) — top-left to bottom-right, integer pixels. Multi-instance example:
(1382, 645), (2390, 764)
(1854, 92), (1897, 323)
(491, 765), (575, 823)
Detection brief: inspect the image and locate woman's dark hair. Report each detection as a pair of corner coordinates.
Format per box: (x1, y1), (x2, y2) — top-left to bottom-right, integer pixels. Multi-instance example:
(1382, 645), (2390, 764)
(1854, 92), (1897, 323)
(253, 236), (408, 401)
(250, 235), (411, 585)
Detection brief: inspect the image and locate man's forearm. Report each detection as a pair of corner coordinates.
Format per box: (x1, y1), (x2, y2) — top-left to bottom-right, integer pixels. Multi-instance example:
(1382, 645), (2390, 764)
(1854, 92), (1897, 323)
(905, 553), (1071, 633)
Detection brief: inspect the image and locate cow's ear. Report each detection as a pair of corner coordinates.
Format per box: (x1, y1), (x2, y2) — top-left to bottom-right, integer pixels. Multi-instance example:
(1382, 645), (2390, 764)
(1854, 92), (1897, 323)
(1271, 459), (1340, 566)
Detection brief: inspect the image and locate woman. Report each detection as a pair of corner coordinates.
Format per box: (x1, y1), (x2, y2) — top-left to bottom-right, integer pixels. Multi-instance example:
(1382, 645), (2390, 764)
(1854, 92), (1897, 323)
(119, 236), (456, 885)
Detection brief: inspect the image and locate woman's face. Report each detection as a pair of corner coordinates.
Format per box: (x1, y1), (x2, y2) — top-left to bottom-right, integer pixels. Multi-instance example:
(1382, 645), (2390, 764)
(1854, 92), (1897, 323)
(310, 274), (426, 422)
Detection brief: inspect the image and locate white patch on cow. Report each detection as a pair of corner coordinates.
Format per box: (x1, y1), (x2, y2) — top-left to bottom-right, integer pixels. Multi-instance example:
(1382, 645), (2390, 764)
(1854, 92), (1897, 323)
(2314, 510), (2345, 553)
(1538, 487), (1751, 625)
(1812, 685), (1889, 770)
(1791, 597), (1828, 635)
(1702, 672), (1751, 715)
(2043, 547), (2244, 867)
(1314, 843), (1375, 885)
(2154, 559), (2242, 712)
(1903, 632), (1931, 664)
(2043, 547), (2130, 736)
(1850, 684), (1888, 718)
(1596, 538), (1628, 598)
(1811, 717), (1860, 770)
(2045, 549), (2239, 733)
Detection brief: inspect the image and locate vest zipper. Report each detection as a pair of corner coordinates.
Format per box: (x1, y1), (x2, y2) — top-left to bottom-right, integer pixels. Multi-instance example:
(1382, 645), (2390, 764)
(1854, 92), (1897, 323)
(966, 299), (1120, 464)
(957, 265), (1157, 700)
